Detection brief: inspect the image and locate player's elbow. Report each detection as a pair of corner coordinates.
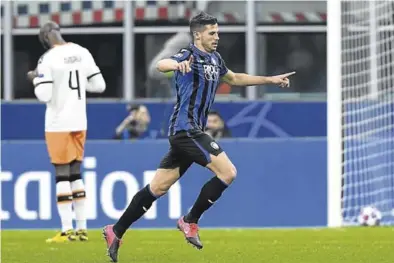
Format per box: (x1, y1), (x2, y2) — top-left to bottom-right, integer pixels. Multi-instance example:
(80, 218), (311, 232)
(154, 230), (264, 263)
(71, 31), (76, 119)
(216, 164), (237, 185)
(226, 78), (237, 86)
(150, 63), (166, 79)
(156, 60), (166, 72)
(95, 80), (106, 93)
(222, 74), (238, 86)
(89, 75), (106, 93)
(34, 85), (52, 102)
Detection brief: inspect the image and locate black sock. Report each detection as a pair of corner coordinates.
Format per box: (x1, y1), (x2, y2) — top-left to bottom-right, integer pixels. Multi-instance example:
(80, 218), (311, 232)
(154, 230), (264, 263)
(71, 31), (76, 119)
(184, 176), (228, 224)
(113, 185), (157, 238)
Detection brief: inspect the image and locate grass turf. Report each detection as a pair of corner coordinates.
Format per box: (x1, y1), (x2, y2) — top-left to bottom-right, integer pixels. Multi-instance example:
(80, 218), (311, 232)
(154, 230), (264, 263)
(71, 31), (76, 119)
(2, 227), (394, 263)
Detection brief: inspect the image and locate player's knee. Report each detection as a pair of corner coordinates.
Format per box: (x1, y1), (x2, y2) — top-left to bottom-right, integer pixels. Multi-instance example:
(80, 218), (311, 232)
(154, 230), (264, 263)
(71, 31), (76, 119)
(55, 175), (69, 183)
(217, 165), (237, 185)
(70, 173), (82, 182)
(228, 165), (237, 182)
(149, 182), (169, 197)
(70, 160), (81, 175)
(149, 168), (180, 197)
(54, 164), (70, 178)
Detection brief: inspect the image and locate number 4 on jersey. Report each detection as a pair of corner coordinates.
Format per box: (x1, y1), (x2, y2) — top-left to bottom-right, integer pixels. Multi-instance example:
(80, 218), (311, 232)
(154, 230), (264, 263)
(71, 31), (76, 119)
(69, 70), (81, 100)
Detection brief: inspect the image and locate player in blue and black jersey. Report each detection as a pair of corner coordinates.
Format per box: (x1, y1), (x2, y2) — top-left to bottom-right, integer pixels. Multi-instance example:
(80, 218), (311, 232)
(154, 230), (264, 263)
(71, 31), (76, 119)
(103, 11), (295, 262)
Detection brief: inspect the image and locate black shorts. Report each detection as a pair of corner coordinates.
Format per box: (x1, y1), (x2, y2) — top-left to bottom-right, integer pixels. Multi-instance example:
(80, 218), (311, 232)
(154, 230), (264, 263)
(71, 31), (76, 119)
(159, 130), (223, 175)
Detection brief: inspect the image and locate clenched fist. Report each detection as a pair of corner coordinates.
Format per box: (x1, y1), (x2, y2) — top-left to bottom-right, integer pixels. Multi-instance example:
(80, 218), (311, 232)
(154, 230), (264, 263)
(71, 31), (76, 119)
(27, 69), (38, 82)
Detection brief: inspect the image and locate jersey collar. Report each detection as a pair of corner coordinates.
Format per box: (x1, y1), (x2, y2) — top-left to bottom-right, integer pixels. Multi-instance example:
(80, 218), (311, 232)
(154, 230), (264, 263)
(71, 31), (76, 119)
(189, 44), (212, 58)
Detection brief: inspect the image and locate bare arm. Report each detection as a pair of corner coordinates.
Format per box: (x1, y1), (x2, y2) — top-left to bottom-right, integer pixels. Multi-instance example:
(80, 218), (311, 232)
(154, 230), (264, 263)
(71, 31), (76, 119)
(148, 33), (191, 79)
(156, 56), (194, 75)
(115, 115), (134, 136)
(149, 51), (177, 78)
(156, 59), (179, 72)
(221, 69), (295, 87)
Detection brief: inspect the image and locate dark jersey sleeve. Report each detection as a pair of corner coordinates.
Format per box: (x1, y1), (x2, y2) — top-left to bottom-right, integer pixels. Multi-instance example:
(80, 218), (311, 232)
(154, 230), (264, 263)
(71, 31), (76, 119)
(170, 48), (192, 63)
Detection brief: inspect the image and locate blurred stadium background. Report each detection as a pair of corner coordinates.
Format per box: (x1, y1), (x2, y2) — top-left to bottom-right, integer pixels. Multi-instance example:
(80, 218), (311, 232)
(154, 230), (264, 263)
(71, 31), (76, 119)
(1, 1), (329, 229)
(3, 2), (394, 263)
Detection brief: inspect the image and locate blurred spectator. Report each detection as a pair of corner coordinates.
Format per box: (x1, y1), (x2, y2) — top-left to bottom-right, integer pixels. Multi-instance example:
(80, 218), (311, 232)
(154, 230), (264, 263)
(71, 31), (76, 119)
(205, 110), (232, 140)
(114, 104), (151, 140)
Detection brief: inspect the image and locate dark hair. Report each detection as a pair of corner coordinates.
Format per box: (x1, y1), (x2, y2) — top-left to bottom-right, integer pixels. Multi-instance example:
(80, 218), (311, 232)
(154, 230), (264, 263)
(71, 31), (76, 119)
(189, 11), (218, 36)
(208, 110), (223, 119)
(39, 21), (61, 50)
(127, 104), (141, 112)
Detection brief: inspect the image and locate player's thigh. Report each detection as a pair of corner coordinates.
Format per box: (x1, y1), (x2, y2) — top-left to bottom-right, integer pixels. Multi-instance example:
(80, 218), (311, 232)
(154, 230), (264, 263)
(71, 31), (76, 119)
(45, 132), (74, 165)
(151, 148), (192, 196)
(71, 130), (87, 161)
(190, 132), (236, 184)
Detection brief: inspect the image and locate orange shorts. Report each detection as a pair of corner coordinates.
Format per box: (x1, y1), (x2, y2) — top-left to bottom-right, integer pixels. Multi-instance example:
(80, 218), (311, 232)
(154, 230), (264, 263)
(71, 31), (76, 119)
(45, 131), (87, 164)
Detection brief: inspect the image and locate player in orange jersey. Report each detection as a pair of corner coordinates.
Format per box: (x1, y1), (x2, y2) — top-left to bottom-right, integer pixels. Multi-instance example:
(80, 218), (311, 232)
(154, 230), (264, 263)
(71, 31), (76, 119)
(27, 21), (106, 243)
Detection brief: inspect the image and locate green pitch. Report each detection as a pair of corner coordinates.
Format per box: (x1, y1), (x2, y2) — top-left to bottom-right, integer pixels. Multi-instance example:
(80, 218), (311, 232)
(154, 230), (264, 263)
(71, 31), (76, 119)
(2, 227), (394, 263)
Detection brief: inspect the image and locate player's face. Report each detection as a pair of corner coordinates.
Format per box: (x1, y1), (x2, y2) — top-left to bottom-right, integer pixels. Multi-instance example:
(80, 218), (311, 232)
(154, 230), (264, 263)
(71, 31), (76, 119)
(207, 114), (223, 130)
(201, 24), (219, 52)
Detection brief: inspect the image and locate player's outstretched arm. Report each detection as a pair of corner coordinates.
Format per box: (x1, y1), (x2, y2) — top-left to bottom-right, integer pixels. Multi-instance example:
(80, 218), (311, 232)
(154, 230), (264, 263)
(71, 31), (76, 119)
(221, 69), (296, 88)
(149, 33), (191, 79)
(156, 59), (180, 73)
(156, 56), (193, 75)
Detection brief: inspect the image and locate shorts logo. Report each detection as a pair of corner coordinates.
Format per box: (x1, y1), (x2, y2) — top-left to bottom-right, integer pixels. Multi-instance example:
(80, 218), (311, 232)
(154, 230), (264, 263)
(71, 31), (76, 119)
(210, 142), (219, 150)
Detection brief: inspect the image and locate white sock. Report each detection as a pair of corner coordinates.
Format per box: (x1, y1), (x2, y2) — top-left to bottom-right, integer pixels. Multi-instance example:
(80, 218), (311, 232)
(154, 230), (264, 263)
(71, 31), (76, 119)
(56, 181), (74, 232)
(71, 179), (87, 230)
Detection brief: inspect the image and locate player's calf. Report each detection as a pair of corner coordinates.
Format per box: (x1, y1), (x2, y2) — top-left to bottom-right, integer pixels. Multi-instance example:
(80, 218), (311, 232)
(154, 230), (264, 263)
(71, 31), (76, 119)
(54, 164), (74, 233)
(111, 184), (158, 240)
(102, 184), (157, 262)
(102, 168), (180, 260)
(70, 160), (88, 235)
(183, 152), (236, 224)
(178, 175), (231, 250)
(178, 152), (236, 248)
(114, 167), (181, 233)
(183, 175), (229, 225)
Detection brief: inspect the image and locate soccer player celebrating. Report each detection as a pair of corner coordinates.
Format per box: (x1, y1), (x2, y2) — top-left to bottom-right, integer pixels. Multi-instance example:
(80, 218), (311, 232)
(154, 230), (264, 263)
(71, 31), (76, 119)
(103, 12), (294, 262)
(27, 21), (106, 243)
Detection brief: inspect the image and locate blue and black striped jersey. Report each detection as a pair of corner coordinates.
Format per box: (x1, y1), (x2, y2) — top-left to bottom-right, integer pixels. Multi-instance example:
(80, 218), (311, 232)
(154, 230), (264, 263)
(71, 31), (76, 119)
(168, 44), (228, 136)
